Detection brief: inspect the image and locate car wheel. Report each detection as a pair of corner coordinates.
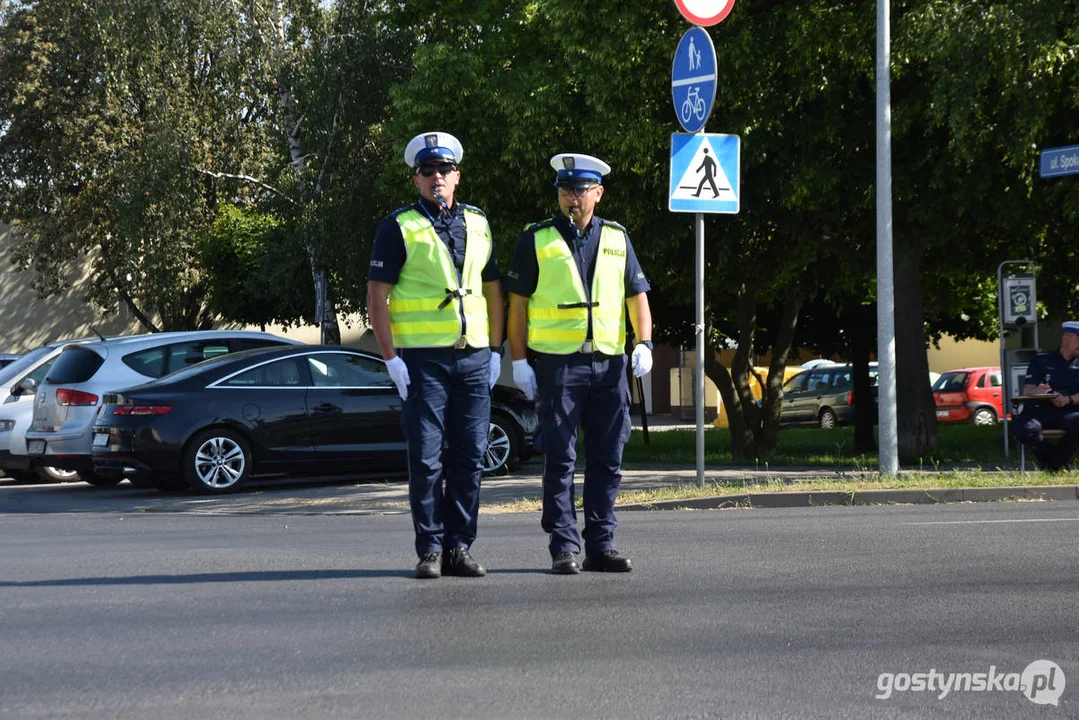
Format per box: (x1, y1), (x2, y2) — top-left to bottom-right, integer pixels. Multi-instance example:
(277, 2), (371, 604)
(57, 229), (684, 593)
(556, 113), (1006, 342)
(818, 408), (837, 429)
(183, 429), (252, 494)
(971, 408), (997, 426)
(35, 466), (84, 483)
(483, 413), (520, 476)
(78, 470), (123, 487)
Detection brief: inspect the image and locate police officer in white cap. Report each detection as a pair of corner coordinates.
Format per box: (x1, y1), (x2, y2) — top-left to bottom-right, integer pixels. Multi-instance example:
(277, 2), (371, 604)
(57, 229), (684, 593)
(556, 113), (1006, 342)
(1014, 320), (1079, 471)
(505, 152), (653, 574)
(367, 131), (505, 579)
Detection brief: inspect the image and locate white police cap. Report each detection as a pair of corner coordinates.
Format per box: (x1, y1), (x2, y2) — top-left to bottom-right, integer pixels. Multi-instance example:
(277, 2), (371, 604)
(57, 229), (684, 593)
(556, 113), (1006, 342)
(550, 153), (611, 187)
(1063, 320), (1079, 334)
(404, 132), (464, 168)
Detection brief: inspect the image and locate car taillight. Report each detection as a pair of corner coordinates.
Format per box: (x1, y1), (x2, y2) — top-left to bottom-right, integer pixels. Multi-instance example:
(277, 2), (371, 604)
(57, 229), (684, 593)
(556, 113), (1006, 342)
(113, 405), (172, 416)
(56, 388), (99, 406)
(847, 390), (854, 405)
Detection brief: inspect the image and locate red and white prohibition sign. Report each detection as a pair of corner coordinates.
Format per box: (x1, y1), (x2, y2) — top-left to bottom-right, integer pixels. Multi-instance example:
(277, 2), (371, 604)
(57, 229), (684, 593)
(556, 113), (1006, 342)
(673, 0), (736, 27)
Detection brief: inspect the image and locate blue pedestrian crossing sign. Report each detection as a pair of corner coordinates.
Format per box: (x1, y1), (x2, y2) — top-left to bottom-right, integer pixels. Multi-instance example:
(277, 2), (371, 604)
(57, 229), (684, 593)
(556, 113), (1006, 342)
(671, 27), (716, 133)
(669, 133), (740, 214)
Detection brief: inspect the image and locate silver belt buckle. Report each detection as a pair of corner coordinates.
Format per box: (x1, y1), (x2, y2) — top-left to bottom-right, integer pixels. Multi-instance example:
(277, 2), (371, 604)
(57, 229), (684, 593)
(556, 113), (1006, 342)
(578, 340), (593, 354)
(453, 337), (468, 349)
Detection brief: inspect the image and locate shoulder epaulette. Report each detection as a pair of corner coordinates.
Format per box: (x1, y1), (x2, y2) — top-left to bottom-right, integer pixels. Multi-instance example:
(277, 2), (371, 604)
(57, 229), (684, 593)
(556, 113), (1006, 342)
(598, 218), (628, 233)
(389, 204), (416, 218)
(459, 203), (487, 217)
(525, 219), (556, 233)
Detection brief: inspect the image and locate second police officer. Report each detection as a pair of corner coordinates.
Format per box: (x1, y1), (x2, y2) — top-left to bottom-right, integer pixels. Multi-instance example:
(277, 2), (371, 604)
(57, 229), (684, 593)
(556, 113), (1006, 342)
(505, 153), (654, 575)
(367, 132), (505, 580)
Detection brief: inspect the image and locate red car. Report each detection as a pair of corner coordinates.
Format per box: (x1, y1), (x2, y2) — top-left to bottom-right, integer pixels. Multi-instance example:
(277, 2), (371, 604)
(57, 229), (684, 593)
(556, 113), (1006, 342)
(932, 366), (1004, 425)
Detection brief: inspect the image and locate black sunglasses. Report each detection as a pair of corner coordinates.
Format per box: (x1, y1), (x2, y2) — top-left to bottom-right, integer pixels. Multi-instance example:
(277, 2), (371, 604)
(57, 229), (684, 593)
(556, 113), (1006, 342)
(416, 163), (457, 178)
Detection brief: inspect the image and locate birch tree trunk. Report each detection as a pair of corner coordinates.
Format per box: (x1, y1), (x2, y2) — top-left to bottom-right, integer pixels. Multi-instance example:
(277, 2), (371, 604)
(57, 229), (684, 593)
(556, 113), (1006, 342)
(270, 0), (341, 344)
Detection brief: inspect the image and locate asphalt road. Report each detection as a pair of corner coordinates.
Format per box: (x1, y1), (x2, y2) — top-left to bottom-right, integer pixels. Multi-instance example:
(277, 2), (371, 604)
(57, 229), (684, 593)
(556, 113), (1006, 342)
(1, 500), (1076, 719)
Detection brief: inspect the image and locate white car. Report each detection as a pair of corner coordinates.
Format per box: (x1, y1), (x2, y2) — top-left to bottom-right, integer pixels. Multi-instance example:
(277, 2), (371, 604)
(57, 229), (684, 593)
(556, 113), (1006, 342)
(0, 338), (106, 482)
(24, 330), (301, 486)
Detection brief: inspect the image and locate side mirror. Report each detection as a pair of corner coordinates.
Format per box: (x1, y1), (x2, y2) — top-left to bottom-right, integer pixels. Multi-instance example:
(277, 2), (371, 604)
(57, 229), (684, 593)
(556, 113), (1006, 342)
(14, 377), (36, 397)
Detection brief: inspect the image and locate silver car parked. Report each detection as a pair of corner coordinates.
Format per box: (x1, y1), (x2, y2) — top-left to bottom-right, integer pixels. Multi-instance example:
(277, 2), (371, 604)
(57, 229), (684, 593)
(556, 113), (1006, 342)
(24, 330), (301, 486)
(0, 338), (108, 483)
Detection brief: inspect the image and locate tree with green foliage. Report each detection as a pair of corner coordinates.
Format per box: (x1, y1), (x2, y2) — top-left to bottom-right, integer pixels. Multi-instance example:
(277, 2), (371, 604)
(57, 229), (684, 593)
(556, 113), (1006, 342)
(0, 0), (280, 330)
(0, 0), (409, 336)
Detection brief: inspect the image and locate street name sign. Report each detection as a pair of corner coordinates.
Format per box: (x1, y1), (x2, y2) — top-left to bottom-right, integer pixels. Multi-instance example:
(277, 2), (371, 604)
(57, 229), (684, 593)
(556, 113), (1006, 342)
(1040, 144), (1079, 179)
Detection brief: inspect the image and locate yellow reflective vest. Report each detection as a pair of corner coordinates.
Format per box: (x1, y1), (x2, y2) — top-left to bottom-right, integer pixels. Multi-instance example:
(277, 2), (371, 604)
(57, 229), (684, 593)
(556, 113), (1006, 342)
(388, 205), (491, 348)
(527, 221), (627, 355)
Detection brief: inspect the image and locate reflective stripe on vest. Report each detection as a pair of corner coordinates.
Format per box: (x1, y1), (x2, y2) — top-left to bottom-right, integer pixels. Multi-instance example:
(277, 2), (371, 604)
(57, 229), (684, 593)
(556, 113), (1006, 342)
(388, 207), (491, 348)
(527, 223), (627, 355)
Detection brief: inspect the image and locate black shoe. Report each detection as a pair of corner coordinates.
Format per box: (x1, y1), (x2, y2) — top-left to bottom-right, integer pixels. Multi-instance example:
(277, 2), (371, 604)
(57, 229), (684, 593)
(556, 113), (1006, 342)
(1033, 446), (1064, 472)
(442, 547), (487, 577)
(552, 552), (580, 575)
(415, 552), (442, 579)
(582, 550), (633, 573)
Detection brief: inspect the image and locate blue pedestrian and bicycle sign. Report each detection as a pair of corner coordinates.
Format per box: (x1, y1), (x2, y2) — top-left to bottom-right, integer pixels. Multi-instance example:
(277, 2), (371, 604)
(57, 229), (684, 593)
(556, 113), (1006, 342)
(669, 132), (740, 214)
(1040, 144), (1079, 179)
(671, 27), (717, 134)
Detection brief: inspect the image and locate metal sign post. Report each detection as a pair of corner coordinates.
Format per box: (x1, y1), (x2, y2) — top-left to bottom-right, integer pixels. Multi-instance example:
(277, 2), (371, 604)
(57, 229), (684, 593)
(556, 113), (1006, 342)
(876, 0), (898, 476)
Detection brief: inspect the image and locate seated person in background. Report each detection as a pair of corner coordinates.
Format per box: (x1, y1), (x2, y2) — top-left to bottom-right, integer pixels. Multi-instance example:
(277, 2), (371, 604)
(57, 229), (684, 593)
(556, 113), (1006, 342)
(1012, 321), (1079, 471)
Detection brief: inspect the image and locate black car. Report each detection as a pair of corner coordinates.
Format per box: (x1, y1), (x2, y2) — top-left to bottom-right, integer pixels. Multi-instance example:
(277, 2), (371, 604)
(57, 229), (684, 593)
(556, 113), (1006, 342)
(91, 346), (536, 493)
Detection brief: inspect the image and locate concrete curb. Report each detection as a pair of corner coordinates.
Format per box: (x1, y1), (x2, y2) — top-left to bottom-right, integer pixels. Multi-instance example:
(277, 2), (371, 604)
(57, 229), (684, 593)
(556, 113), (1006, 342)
(616, 484), (1079, 511)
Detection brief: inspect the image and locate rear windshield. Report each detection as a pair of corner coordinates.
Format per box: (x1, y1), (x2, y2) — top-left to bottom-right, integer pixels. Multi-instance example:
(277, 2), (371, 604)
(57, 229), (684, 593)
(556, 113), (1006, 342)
(933, 372), (970, 392)
(45, 346), (106, 384)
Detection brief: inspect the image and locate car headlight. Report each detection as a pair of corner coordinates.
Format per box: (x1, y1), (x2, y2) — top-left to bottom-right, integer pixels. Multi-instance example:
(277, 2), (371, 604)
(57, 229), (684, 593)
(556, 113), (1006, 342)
(0, 419), (14, 432)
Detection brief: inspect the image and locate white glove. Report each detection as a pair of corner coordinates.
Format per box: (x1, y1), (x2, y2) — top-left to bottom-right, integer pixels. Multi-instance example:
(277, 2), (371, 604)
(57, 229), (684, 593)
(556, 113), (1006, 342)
(386, 356), (410, 400)
(631, 343), (653, 378)
(512, 359), (537, 400)
(488, 351), (502, 389)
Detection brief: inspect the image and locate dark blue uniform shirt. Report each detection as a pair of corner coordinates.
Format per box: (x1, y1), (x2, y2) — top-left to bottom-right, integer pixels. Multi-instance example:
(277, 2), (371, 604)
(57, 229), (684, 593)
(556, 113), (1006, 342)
(504, 214), (650, 299)
(369, 197), (500, 285)
(1022, 350), (1079, 396)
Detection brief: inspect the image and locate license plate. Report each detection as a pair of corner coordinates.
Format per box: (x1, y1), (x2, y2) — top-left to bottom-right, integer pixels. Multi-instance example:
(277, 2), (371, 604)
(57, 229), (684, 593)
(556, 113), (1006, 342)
(93, 433), (109, 448)
(935, 410), (948, 418)
(27, 440), (45, 454)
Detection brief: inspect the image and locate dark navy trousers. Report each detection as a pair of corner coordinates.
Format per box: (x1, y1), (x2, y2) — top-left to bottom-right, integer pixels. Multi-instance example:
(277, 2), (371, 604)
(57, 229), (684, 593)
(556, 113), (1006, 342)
(533, 351), (631, 557)
(1013, 405), (1079, 468)
(400, 346), (491, 558)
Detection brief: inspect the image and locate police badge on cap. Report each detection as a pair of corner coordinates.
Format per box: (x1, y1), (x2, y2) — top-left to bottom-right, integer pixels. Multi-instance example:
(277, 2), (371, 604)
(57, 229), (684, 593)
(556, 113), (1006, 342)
(404, 132), (464, 167)
(550, 153), (612, 188)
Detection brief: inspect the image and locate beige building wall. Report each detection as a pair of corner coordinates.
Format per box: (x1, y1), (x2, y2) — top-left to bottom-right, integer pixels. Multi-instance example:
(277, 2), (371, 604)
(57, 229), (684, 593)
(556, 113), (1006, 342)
(1, 222), (374, 352)
(926, 334), (1000, 372)
(1, 223), (146, 352)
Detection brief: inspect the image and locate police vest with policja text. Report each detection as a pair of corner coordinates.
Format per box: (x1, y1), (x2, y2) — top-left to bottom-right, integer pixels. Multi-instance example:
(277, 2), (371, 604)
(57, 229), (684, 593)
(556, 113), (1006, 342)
(527, 222), (628, 355)
(388, 206), (491, 348)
